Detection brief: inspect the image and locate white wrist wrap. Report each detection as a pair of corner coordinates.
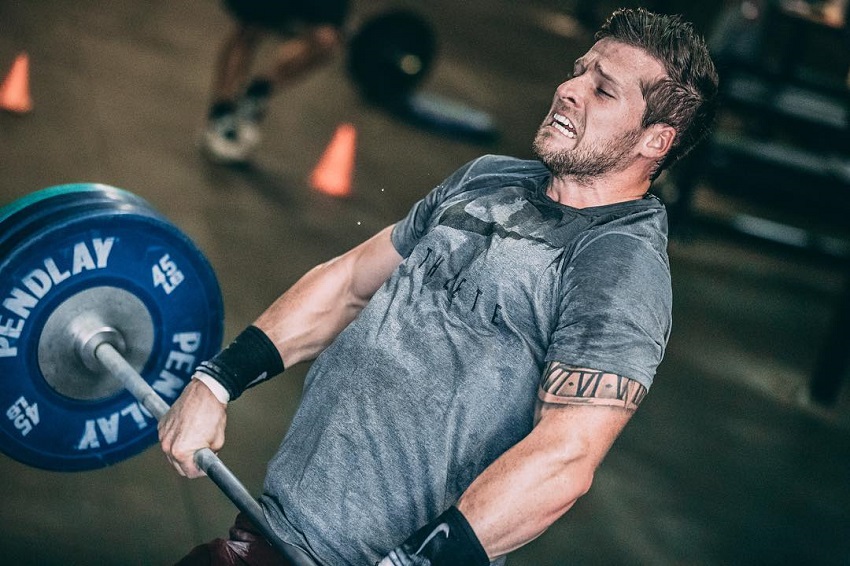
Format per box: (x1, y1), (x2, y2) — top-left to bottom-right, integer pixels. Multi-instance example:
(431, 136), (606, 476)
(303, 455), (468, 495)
(193, 374), (231, 404)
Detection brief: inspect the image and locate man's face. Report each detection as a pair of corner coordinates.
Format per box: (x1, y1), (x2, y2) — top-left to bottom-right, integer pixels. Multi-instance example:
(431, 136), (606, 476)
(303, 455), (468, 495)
(533, 39), (668, 181)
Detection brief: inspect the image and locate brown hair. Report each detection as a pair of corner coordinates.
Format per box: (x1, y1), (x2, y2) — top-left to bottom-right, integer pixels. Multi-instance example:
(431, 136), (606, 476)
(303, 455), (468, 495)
(596, 8), (719, 178)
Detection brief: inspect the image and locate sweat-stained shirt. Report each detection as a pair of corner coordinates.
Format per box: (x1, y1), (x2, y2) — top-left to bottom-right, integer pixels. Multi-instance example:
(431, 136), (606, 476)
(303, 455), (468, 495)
(261, 154), (672, 565)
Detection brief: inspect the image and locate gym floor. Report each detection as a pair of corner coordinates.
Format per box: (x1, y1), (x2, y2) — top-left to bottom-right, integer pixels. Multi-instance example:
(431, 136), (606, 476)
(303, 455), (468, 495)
(1, 1), (849, 564)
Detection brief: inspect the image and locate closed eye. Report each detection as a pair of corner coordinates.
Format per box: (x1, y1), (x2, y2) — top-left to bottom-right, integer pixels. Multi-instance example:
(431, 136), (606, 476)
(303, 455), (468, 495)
(596, 87), (613, 98)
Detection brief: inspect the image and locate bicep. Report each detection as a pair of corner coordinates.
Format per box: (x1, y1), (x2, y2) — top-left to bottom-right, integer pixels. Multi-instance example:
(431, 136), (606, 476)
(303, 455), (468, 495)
(348, 224), (403, 303)
(254, 225), (401, 366)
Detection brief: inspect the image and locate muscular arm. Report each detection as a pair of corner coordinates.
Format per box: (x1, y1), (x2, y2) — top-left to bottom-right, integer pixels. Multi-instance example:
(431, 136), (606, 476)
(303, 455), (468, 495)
(456, 362), (647, 559)
(159, 225), (402, 477)
(255, 224), (402, 367)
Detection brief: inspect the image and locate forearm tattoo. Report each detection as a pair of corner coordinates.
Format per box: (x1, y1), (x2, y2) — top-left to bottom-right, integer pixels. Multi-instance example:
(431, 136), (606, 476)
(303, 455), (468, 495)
(539, 362), (647, 411)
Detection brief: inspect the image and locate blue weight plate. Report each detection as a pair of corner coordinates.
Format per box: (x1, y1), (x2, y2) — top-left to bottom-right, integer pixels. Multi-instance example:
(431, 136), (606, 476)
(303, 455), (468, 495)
(0, 200), (223, 471)
(0, 183), (153, 220)
(0, 195), (144, 261)
(0, 184), (151, 254)
(0, 184), (96, 225)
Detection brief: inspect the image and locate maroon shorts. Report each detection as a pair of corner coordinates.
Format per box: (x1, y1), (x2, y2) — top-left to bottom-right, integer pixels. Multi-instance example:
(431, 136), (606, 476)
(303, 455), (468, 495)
(174, 513), (297, 566)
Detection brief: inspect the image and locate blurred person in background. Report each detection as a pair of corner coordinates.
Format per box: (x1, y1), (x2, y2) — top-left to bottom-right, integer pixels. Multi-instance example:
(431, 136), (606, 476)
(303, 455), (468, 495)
(201, 0), (350, 165)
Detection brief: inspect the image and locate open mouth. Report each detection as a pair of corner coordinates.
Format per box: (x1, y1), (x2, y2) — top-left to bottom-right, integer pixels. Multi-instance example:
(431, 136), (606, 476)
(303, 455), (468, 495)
(551, 113), (577, 139)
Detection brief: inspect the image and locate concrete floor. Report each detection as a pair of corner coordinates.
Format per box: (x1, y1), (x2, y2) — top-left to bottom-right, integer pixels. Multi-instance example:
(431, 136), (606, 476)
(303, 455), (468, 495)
(1, 0), (849, 564)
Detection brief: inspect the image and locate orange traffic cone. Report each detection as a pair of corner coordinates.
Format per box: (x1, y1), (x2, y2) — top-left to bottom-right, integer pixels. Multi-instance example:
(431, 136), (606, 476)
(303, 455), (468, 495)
(310, 123), (356, 197)
(0, 53), (33, 114)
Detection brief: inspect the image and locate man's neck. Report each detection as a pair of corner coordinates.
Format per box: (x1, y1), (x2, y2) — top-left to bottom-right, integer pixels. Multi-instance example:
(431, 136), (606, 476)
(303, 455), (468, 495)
(545, 169), (651, 209)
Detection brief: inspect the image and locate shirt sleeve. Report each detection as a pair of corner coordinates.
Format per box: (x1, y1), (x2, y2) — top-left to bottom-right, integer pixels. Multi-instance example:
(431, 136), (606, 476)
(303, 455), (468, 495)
(545, 231), (672, 392)
(390, 156), (493, 258)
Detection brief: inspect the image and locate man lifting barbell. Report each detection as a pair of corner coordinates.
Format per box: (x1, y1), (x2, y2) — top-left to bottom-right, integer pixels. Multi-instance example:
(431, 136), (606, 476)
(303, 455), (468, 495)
(163, 8), (719, 565)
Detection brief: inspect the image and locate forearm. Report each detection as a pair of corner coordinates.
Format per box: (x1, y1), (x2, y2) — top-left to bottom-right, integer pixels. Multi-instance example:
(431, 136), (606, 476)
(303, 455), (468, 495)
(254, 256), (366, 367)
(379, 426), (597, 566)
(456, 425), (595, 559)
(161, 228), (400, 474)
(191, 259), (364, 403)
(458, 395), (634, 560)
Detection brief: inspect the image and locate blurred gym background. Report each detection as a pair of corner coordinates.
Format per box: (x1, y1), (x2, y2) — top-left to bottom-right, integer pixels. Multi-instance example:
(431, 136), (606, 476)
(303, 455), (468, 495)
(1, 0), (849, 564)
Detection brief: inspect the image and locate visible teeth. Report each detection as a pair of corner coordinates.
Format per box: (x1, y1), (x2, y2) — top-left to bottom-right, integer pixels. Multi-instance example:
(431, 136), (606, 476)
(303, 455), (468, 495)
(552, 113), (576, 138)
(554, 122), (573, 138)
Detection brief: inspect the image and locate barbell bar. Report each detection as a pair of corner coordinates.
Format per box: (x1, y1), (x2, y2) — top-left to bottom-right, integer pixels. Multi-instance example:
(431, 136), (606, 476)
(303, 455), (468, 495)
(77, 321), (317, 566)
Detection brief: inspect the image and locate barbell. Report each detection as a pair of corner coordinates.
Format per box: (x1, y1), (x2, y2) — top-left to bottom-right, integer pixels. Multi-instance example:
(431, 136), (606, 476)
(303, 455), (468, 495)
(0, 184), (317, 565)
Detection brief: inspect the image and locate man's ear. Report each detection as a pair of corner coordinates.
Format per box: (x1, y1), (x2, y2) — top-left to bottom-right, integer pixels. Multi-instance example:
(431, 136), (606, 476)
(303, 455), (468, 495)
(641, 124), (676, 160)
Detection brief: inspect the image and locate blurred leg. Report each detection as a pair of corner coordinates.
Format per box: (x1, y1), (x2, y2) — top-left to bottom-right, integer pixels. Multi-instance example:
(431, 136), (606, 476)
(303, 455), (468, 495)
(202, 16), (344, 163)
(211, 22), (266, 104)
(233, 24), (343, 148)
(262, 24), (344, 90)
(201, 22), (267, 164)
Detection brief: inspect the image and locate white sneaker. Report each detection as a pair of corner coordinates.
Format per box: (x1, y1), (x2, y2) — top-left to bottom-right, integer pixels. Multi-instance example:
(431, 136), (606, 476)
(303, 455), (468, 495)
(236, 95), (267, 148)
(200, 113), (255, 164)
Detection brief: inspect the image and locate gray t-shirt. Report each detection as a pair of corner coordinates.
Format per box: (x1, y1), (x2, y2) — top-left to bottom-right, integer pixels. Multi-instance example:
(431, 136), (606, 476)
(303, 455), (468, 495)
(261, 155), (672, 565)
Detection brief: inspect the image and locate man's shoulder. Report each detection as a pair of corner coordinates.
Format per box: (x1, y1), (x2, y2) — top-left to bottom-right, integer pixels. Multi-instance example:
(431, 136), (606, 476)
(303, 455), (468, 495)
(463, 154), (549, 179)
(442, 155), (549, 198)
(566, 196), (670, 271)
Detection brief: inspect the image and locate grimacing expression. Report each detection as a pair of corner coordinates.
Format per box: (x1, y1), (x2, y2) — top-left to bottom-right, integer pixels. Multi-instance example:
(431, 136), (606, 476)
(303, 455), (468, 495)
(533, 39), (668, 181)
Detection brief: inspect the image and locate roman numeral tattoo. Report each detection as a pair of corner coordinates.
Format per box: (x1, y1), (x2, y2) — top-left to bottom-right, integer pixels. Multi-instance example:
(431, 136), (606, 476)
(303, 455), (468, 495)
(538, 362), (647, 411)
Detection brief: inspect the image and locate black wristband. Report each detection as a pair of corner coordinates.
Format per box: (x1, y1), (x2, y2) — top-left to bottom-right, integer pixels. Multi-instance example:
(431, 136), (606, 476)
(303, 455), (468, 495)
(382, 506), (489, 566)
(195, 325), (284, 400)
